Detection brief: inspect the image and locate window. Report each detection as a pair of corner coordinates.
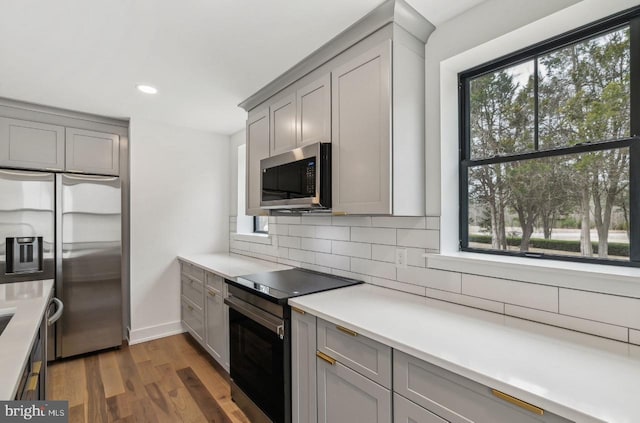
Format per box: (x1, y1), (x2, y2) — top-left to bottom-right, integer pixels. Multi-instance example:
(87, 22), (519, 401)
(253, 216), (269, 234)
(460, 8), (640, 266)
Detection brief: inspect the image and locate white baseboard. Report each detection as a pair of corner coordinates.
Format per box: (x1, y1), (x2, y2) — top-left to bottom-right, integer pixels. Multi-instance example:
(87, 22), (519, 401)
(128, 320), (185, 345)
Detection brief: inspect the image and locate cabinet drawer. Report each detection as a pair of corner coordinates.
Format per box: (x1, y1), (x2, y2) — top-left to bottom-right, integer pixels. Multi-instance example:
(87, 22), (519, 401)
(206, 272), (223, 292)
(394, 351), (573, 423)
(317, 318), (391, 388)
(394, 393), (447, 423)
(181, 275), (204, 308)
(181, 262), (205, 282)
(181, 297), (203, 341)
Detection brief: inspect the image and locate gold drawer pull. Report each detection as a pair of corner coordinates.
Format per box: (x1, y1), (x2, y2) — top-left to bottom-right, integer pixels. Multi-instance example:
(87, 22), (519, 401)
(291, 306), (305, 315)
(26, 375), (39, 392)
(336, 325), (357, 337)
(332, 211), (348, 216)
(208, 290), (216, 297)
(316, 351), (336, 365)
(187, 305), (194, 311)
(491, 389), (544, 416)
(32, 361), (42, 376)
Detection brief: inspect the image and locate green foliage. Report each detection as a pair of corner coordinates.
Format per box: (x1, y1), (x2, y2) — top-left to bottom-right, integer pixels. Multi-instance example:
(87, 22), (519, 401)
(469, 235), (629, 257)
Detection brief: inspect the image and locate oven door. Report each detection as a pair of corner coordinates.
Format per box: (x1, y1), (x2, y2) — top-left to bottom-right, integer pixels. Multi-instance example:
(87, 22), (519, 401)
(226, 297), (286, 423)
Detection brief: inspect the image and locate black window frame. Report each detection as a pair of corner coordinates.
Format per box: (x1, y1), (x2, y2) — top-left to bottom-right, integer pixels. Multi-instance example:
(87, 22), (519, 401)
(253, 216), (268, 234)
(459, 6), (640, 267)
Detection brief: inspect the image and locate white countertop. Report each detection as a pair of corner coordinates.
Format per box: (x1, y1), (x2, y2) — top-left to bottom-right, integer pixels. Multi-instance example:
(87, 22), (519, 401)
(178, 253), (291, 280)
(0, 279), (54, 400)
(289, 284), (640, 423)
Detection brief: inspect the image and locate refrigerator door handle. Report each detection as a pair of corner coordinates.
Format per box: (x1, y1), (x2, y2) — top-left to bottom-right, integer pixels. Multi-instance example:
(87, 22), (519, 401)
(47, 297), (63, 326)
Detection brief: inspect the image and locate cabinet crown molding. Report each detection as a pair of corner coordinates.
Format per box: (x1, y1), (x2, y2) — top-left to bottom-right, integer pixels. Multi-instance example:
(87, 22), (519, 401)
(238, 0), (434, 112)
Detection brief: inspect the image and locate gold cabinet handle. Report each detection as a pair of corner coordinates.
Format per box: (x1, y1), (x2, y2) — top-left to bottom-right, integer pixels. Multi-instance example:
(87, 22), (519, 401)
(187, 305), (194, 311)
(26, 375), (39, 392)
(336, 325), (357, 337)
(291, 306), (305, 315)
(316, 351), (336, 365)
(332, 211), (348, 216)
(491, 389), (544, 416)
(32, 361), (42, 376)
(207, 290), (216, 297)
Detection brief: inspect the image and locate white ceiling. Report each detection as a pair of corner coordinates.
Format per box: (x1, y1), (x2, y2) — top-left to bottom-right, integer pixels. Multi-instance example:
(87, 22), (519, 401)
(0, 0), (484, 135)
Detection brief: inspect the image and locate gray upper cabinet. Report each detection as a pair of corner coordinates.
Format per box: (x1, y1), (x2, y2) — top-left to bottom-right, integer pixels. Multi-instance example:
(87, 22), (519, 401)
(65, 128), (119, 175)
(270, 93), (297, 156)
(246, 107), (270, 216)
(297, 74), (331, 148)
(0, 117), (65, 171)
(291, 309), (317, 423)
(317, 359), (391, 423)
(331, 40), (392, 215)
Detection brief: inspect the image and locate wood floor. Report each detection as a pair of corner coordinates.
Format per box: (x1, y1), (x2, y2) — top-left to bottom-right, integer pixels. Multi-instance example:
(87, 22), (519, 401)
(47, 334), (251, 423)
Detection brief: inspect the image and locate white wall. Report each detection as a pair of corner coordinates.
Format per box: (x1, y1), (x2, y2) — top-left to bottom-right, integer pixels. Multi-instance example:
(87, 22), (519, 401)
(129, 118), (229, 344)
(227, 0), (640, 345)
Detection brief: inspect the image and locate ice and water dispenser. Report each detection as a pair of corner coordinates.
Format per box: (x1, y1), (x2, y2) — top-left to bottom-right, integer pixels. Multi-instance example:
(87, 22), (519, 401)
(5, 236), (43, 274)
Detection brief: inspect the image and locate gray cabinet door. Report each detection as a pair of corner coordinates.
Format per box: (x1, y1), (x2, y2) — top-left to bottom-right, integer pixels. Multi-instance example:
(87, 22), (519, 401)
(270, 93), (297, 155)
(317, 358), (391, 423)
(297, 74), (331, 148)
(331, 40), (392, 215)
(394, 393), (448, 423)
(205, 285), (225, 365)
(291, 309), (317, 423)
(246, 108), (270, 216)
(0, 117), (65, 170)
(65, 127), (119, 175)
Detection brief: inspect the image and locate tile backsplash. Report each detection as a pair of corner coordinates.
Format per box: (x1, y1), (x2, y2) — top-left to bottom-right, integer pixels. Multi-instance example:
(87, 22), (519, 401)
(229, 215), (640, 346)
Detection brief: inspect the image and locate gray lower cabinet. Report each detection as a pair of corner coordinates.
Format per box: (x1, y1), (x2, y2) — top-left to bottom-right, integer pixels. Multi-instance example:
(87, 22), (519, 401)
(317, 359), (392, 423)
(394, 351), (573, 423)
(394, 393), (448, 423)
(204, 285), (225, 364)
(0, 117), (65, 171)
(291, 308), (317, 423)
(65, 127), (120, 175)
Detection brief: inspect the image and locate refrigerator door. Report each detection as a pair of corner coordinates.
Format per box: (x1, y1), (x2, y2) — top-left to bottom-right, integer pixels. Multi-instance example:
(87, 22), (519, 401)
(60, 173), (122, 357)
(0, 169), (54, 284)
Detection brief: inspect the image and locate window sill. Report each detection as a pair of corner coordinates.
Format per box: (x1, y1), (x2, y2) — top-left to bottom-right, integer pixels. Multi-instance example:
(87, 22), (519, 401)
(425, 252), (640, 298)
(231, 232), (272, 245)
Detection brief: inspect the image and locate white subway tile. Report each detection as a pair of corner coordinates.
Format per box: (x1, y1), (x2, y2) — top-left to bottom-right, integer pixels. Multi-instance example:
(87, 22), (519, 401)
(407, 248), (427, 267)
(268, 216), (277, 224)
(371, 216), (426, 229)
(371, 245), (395, 263)
(301, 215), (332, 225)
(229, 221), (237, 233)
(424, 287), (504, 314)
(350, 258), (396, 280)
(505, 304), (629, 342)
(370, 277), (426, 296)
(315, 252), (351, 271)
(278, 258), (300, 267)
(397, 267), (461, 293)
(289, 225), (316, 238)
(331, 269), (371, 283)
(289, 248), (315, 264)
(269, 224), (289, 235)
(230, 239), (253, 251)
(315, 225), (350, 241)
(397, 229), (439, 249)
(278, 236), (301, 249)
(630, 329), (640, 346)
(331, 216), (372, 227)
(301, 238), (332, 253)
(426, 217), (440, 230)
(277, 248), (289, 258)
(276, 216), (301, 224)
(332, 241), (371, 259)
(351, 227), (396, 245)
(250, 252), (278, 263)
(559, 289), (640, 330)
(299, 262), (332, 273)
(462, 275), (558, 312)
(229, 216), (238, 223)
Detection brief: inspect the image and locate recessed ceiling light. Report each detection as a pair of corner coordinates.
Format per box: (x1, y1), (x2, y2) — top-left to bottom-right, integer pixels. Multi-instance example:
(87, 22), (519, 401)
(136, 84), (158, 94)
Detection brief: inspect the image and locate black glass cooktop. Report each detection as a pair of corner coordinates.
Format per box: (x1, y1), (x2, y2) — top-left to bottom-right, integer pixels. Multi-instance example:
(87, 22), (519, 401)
(230, 268), (362, 303)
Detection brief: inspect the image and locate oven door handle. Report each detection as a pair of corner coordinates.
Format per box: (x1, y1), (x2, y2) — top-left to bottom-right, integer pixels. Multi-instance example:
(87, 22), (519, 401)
(224, 296), (285, 339)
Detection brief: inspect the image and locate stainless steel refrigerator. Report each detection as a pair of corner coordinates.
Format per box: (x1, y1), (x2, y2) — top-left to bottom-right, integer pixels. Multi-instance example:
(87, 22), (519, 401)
(0, 169), (122, 359)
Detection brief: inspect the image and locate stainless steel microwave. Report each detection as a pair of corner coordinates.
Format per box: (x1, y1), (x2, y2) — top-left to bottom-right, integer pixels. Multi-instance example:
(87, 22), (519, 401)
(260, 142), (331, 210)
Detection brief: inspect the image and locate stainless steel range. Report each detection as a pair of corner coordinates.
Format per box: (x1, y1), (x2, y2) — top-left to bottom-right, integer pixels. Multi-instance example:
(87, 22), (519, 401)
(225, 268), (362, 423)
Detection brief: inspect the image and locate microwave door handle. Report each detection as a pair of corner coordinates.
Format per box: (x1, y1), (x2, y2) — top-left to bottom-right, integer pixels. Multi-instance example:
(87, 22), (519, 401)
(224, 297), (284, 338)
